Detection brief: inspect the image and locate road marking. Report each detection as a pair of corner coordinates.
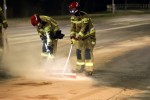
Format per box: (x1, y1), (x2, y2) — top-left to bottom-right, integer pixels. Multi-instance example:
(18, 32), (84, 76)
(97, 22), (150, 32)
(7, 21), (150, 45)
(8, 32), (36, 38)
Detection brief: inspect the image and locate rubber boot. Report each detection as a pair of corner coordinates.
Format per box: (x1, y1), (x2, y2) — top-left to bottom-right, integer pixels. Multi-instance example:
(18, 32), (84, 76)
(85, 71), (93, 76)
(72, 65), (85, 73)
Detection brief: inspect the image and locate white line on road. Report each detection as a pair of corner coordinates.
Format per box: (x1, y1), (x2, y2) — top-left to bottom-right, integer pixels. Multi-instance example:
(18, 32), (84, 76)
(8, 21), (150, 45)
(96, 22), (150, 32)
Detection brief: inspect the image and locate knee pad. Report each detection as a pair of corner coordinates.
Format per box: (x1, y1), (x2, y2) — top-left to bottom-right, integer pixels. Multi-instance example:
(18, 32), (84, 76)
(76, 49), (81, 59)
(85, 48), (91, 59)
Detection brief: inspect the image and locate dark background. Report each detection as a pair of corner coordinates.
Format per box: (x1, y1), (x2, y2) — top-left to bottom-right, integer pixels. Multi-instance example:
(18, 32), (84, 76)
(0, 0), (150, 18)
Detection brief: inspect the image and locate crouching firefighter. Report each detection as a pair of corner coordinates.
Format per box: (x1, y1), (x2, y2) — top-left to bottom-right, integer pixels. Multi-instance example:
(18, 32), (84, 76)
(30, 14), (64, 59)
(69, 2), (96, 76)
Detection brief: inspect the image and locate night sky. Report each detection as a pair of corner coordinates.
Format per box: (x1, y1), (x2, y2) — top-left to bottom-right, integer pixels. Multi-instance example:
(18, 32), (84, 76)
(0, 0), (150, 18)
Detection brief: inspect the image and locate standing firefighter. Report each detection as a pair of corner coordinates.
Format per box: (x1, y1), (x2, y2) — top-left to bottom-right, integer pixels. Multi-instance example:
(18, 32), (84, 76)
(0, 6), (8, 52)
(30, 14), (64, 59)
(69, 2), (96, 76)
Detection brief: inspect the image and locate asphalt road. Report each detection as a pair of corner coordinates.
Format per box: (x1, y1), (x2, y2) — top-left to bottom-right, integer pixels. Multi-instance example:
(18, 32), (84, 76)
(0, 14), (150, 100)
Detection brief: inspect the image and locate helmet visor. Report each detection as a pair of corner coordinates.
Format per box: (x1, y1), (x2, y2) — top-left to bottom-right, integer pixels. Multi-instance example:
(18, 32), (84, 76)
(69, 8), (78, 14)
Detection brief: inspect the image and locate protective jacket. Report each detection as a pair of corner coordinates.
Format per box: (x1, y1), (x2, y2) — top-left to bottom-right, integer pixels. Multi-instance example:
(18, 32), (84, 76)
(0, 7), (7, 29)
(36, 15), (59, 39)
(0, 6), (8, 49)
(70, 11), (96, 41)
(36, 15), (59, 56)
(70, 11), (96, 73)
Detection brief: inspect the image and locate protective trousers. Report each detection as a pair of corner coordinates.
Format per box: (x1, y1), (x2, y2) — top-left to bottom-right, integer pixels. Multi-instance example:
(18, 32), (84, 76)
(42, 39), (57, 56)
(0, 27), (2, 63)
(75, 38), (95, 72)
(0, 27), (3, 49)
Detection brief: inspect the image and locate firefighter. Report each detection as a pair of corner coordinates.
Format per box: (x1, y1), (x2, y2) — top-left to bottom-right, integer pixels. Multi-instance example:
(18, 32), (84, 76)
(30, 14), (64, 59)
(0, 6), (8, 52)
(69, 2), (96, 76)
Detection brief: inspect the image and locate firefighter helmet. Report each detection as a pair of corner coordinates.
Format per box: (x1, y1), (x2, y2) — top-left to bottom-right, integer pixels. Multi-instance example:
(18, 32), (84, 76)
(30, 14), (39, 26)
(69, 1), (80, 14)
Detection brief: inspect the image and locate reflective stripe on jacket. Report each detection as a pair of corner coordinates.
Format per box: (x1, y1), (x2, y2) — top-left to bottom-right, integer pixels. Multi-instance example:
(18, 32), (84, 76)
(70, 11), (96, 39)
(36, 15), (59, 36)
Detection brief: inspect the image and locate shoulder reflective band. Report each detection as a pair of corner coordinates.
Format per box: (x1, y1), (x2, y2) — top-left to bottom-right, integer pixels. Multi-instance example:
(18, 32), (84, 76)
(82, 18), (89, 23)
(71, 20), (82, 24)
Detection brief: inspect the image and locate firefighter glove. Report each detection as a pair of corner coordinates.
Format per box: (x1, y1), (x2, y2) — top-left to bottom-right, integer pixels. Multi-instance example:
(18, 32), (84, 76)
(91, 41), (96, 46)
(92, 41), (95, 45)
(71, 38), (76, 45)
(76, 32), (84, 40)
